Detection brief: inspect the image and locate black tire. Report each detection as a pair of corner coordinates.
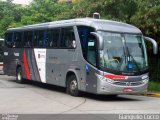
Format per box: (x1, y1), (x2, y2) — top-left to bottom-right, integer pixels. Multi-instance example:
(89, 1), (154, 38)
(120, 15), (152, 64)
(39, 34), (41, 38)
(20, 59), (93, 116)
(66, 75), (80, 96)
(16, 67), (24, 83)
(108, 94), (118, 98)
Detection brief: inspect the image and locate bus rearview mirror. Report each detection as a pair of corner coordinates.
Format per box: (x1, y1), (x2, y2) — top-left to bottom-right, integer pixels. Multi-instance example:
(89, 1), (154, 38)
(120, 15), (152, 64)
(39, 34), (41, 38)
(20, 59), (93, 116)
(144, 37), (158, 54)
(90, 32), (104, 50)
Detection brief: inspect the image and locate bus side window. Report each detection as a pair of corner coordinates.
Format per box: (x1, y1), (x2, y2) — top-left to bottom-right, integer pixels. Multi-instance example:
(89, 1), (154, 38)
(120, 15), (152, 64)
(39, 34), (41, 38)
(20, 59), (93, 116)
(87, 35), (97, 66)
(14, 32), (22, 48)
(37, 30), (46, 48)
(23, 32), (33, 48)
(46, 30), (52, 48)
(77, 26), (95, 65)
(5, 33), (13, 48)
(49, 29), (60, 48)
(60, 27), (76, 49)
(38, 31), (43, 48)
(33, 31), (38, 47)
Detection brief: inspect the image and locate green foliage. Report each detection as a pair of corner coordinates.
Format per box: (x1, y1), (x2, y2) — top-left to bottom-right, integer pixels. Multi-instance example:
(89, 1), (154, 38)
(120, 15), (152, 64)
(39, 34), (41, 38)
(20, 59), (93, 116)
(148, 81), (160, 92)
(0, 0), (160, 42)
(0, 0), (15, 37)
(131, 0), (160, 40)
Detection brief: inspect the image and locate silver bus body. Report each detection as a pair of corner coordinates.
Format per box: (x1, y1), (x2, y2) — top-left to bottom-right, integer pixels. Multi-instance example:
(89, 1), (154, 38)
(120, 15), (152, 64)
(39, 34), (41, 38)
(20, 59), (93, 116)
(3, 18), (153, 95)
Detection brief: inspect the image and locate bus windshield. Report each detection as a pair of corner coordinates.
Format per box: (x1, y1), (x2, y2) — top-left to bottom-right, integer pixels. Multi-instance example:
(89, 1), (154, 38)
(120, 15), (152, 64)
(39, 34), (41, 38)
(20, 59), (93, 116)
(99, 31), (148, 73)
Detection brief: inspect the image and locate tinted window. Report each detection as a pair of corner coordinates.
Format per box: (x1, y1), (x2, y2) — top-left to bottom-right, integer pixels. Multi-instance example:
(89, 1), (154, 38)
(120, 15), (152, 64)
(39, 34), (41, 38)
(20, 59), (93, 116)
(48, 29), (60, 48)
(23, 32), (33, 48)
(0, 40), (4, 61)
(77, 26), (95, 60)
(87, 35), (97, 66)
(60, 27), (76, 48)
(14, 32), (22, 48)
(46, 30), (52, 48)
(34, 30), (46, 48)
(5, 33), (13, 48)
(39, 31), (46, 48)
(33, 31), (38, 47)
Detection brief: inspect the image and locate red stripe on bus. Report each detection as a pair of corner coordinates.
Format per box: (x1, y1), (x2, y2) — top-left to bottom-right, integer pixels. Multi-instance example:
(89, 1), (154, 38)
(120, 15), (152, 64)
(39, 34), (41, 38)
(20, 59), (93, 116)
(0, 64), (3, 66)
(23, 50), (31, 80)
(104, 74), (128, 80)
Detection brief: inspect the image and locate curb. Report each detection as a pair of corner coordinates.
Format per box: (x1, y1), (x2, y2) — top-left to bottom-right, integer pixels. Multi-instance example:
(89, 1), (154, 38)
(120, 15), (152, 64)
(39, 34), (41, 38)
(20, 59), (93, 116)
(142, 93), (160, 97)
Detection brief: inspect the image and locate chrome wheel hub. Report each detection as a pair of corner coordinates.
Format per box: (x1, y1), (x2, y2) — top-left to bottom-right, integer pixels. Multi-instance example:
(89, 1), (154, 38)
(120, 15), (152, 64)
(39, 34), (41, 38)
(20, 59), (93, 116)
(70, 80), (77, 91)
(17, 72), (21, 81)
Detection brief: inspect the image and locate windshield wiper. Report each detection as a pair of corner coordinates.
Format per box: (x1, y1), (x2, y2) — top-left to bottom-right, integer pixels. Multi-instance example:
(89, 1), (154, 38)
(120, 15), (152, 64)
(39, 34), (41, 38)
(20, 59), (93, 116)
(126, 47), (141, 72)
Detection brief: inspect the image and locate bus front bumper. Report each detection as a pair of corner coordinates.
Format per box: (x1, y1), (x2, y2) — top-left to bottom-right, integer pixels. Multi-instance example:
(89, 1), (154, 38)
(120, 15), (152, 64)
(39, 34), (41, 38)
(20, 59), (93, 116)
(97, 75), (148, 95)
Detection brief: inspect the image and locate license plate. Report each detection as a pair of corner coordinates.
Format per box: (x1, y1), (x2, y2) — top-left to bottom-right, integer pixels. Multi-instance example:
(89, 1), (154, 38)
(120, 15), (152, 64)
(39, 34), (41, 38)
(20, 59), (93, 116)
(123, 88), (133, 92)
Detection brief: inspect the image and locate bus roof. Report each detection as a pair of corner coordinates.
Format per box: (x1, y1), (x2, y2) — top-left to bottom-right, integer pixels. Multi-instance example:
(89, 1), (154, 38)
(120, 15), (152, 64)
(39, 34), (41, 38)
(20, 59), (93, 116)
(6, 18), (141, 34)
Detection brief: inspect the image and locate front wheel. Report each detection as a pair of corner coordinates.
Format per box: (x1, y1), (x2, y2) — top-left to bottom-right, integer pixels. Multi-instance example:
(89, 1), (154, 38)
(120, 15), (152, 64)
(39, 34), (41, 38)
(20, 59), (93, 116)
(16, 67), (25, 83)
(66, 75), (80, 96)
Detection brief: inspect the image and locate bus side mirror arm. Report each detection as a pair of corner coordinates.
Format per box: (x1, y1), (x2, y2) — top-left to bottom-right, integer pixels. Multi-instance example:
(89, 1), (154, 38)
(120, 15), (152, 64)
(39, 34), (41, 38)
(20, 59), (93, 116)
(90, 32), (104, 50)
(144, 37), (158, 54)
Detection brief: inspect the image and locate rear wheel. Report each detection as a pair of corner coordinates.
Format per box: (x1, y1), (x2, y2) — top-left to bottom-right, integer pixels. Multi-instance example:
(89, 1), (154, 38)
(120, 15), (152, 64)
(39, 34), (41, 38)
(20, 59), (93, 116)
(16, 67), (24, 83)
(66, 75), (80, 96)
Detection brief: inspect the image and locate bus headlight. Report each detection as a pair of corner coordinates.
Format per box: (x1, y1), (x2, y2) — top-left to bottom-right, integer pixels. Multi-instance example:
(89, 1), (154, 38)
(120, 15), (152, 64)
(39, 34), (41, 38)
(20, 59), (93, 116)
(106, 78), (115, 84)
(142, 78), (149, 84)
(96, 74), (114, 84)
(141, 75), (149, 84)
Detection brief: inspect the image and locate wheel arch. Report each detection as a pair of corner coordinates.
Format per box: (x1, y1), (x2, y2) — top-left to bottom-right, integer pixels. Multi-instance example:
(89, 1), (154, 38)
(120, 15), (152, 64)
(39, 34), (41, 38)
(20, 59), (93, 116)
(65, 70), (80, 89)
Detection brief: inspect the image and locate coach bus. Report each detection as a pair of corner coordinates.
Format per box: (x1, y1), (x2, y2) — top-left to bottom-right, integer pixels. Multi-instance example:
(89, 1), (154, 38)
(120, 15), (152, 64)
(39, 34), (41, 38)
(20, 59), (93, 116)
(3, 18), (157, 96)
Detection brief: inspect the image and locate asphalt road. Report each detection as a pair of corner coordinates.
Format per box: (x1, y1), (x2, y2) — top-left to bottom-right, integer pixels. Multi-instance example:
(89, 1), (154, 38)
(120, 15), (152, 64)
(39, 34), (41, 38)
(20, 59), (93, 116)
(0, 75), (160, 115)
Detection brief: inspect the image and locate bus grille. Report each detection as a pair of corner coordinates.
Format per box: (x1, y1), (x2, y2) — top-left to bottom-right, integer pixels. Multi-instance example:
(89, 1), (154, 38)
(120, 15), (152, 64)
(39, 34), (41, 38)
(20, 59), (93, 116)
(113, 81), (143, 86)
